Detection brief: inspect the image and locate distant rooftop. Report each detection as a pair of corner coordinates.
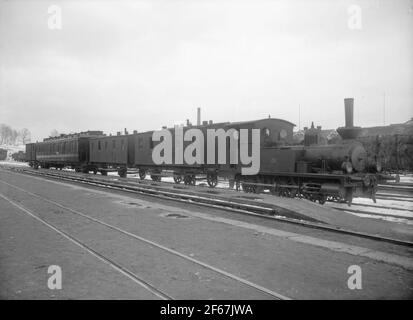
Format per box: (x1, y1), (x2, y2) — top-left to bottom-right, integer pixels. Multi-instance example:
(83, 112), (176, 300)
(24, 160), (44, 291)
(43, 131), (105, 142)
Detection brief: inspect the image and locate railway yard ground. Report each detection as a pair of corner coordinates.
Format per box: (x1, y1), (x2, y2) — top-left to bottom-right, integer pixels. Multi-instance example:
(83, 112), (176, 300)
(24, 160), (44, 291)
(0, 161), (412, 299)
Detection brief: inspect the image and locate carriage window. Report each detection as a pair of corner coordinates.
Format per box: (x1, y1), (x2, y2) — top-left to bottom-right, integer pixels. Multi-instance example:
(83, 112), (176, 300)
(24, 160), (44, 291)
(112, 140), (116, 148)
(121, 139), (125, 150)
(105, 141), (108, 150)
(98, 141), (101, 150)
(263, 128), (271, 137)
(91, 142), (95, 150)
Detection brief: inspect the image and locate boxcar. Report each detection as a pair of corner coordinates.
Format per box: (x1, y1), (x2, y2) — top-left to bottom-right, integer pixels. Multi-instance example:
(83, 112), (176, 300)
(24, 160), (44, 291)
(34, 131), (103, 171)
(89, 134), (135, 176)
(26, 143), (36, 166)
(132, 118), (295, 183)
(0, 148), (7, 161)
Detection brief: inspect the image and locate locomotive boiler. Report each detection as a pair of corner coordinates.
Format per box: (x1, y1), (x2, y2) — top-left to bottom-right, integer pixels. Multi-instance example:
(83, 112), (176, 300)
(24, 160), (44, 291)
(298, 98), (367, 173)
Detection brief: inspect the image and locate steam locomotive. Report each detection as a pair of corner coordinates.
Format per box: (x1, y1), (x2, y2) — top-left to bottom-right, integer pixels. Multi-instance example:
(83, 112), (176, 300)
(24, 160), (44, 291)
(26, 98), (380, 205)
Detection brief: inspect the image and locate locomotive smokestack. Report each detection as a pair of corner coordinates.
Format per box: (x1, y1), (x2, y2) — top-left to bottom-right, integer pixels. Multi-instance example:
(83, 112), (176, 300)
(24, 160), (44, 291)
(344, 98), (354, 127)
(337, 97), (362, 139)
(197, 107), (201, 126)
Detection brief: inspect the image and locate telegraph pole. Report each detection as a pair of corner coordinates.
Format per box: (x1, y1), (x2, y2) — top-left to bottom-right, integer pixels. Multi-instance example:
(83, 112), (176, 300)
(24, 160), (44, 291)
(383, 92), (386, 126)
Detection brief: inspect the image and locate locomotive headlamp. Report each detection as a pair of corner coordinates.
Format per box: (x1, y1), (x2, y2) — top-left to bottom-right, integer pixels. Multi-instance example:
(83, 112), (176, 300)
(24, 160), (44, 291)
(345, 162), (353, 174)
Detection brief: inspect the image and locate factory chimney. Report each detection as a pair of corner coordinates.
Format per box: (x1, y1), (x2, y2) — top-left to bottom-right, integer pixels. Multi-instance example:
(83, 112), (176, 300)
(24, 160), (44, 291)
(337, 98), (362, 139)
(197, 107), (201, 126)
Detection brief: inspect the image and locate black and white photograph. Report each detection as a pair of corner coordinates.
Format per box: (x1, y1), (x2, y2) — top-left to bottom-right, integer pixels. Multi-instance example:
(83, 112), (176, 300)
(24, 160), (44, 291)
(0, 0), (412, 306)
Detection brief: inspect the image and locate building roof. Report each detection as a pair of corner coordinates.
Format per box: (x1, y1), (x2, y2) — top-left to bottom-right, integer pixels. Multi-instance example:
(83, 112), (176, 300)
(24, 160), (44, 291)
(226, 118), (296, 127)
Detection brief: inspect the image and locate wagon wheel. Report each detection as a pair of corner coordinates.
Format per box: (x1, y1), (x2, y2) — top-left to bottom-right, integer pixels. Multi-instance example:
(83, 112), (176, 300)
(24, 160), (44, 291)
(287, 179), (298, 198)
(242, 183), (251, 193)
(235, 179), (241, 191)
(101, 170), (107, 176)
(183, 175), (190, 185)
(207, 173), (218, 188)
(318, 195), (326, 205)
(138, 169), (146, 180)
(278, 178), (297, 198)
(151, 175), (161, 182)
(118, 168), (127, 178)
(184, 175), (196, 186)
(255, 184), (264, 194)
(93, 168), (98, 175)
(269, 179), (277, 195)
(173, 176), (182, 184)
(250, 184), (258, 193)
(287, 188), (296, 198)
(280, 187), (292, 197)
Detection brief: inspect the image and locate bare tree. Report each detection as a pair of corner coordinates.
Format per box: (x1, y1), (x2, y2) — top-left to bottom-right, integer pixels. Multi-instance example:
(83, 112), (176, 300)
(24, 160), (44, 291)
(0, 124), (31, 145)
(0, 124), (12, 144)
(19, 128), (31, 144)
(10, 129), (18, 145)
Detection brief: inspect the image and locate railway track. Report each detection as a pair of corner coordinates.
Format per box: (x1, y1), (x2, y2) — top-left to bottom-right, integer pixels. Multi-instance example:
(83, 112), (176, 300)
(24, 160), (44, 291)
(380, 181), (413, 188)
(377, 184), (413, 197)
(0, 187), (289, 300)
(4, 166), (413, 248)
(326, 197), (412, 221)
(330, 207), (413, 220)
(375, 193), (413, 202)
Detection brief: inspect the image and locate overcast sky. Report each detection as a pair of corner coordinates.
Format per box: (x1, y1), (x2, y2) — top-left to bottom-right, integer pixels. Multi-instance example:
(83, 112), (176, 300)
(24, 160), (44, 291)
(0, 0), (412, 142)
